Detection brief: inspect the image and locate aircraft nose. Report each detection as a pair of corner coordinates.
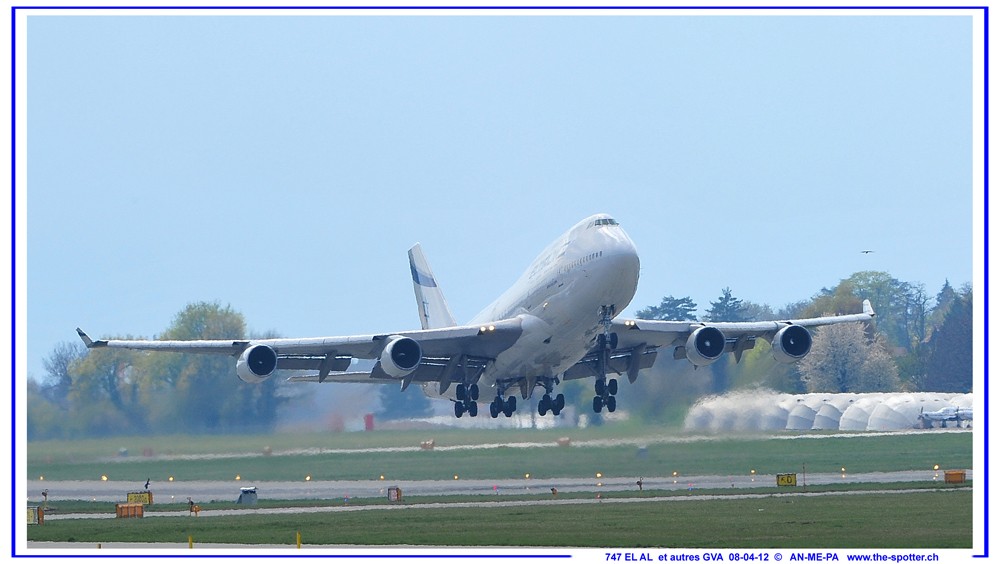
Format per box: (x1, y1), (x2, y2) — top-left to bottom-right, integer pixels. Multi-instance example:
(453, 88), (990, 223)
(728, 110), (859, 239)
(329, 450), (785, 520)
(604, 227), (639, 261)
(603, 229), (640, 277)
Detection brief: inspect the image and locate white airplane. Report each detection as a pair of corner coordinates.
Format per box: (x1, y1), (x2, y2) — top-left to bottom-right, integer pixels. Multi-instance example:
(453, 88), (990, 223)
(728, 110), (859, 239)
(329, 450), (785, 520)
(918, 406), (973, 428)
(77, 214), (875, 419)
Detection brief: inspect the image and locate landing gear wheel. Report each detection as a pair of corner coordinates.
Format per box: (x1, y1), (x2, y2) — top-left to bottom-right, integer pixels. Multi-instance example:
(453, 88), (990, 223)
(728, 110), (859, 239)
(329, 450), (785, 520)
(538, 394), (552, 416)
(593, 395), (604, 413)
(467, 401), (478, 417)
(609, 332), (618, 350)
(456, 386), (466, 402)
(606, 395), (617, 413)
(554, 394), (565, 415)
(454, 401), (465, 418)
(595, 379), (606, 396)
(490, 401), (500, 419)
(505, 396), (517, 417)
(608, 378), (618, 396)
(469, 384), (480, 401)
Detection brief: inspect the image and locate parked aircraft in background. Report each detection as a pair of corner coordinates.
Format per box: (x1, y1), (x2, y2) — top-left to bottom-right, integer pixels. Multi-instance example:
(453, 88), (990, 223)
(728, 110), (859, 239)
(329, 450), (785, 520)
(918, 406), (973, 428)
(77, 214), (875, 419)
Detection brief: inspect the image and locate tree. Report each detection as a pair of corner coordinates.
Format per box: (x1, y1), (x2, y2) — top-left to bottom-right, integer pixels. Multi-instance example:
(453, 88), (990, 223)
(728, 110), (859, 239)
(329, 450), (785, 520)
(927, 279), (957, 330)
(377, 383), (433, 420)
(40, 340), (86, 406)
(843, 272), (927, 352)
(797, 322), (900, 393)
(49, 302), (286, 437)
(155, 302), (272, 433)
(27, 379), (67, 439)
(803, 271), (931, 354)
(614, 354), (707, 425)
(635, 296), (698, 321)
(705, 288), (750, 322)
(66, 344), (148, 436)
(741, 301), (777, 322)
(801, 280), (864, 319)
(702, 288), (752, 393)
(923, 290), (972, 392)
(726, 339), (803, 394)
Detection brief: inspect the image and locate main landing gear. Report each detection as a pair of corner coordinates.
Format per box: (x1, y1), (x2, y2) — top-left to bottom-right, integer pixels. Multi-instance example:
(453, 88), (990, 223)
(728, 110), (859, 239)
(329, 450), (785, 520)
(593, 305), (620, 414)
(452, 383), (480, 418)
(489, 394), (517, 418)
(536, 377), (565, 416)
(538, 393), (566, 416)
(593, 377), (618, 413)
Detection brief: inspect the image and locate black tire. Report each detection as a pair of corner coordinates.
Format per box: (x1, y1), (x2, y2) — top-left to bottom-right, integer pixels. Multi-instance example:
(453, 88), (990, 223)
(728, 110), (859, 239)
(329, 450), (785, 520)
(595, 379), (606, 396)
(554, 394), (565, 412)
(593, 395), (603, 413)
(468, 401), (478, 417)
(454, 402), (464, 418)
(456, 385), (466, 402)
(608, 378), (619, 396)
(506, 396), (517, 416)
(469, 384), (480, 401)
(609, 332), (618, 350)
(607, 395), (617, 413)
(490, 401), (499, 419)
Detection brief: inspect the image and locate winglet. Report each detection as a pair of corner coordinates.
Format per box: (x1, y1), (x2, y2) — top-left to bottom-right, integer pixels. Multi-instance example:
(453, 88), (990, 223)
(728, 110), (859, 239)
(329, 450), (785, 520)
(76, 328), (106, 348)
(862, 299), (874, 317)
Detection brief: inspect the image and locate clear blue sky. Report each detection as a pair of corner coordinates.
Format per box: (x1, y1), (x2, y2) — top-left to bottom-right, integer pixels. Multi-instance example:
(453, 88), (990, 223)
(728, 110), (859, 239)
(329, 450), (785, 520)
(24, 13), (975, 381)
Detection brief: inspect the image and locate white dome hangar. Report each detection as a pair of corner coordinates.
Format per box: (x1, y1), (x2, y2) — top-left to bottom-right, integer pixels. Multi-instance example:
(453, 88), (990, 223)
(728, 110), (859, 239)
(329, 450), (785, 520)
(683, 391), (973, 432)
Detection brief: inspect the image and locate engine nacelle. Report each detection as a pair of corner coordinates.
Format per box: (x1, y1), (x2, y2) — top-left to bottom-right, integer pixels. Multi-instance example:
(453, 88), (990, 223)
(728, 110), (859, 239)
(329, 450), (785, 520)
(379, 335), (422, 378)
(236, 344), (278, 383)
(685, 326), (726, 366)
(771, 324), (812, 363)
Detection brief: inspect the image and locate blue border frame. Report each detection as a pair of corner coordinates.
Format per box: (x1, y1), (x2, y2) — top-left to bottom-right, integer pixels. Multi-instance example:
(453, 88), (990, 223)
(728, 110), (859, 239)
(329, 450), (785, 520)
(10, 5), (990, 559)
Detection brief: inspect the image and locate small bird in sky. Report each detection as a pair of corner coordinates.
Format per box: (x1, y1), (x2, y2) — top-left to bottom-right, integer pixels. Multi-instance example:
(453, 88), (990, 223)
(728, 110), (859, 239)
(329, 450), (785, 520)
(861, 250), (874, 254)
(144, 478), (150, 490)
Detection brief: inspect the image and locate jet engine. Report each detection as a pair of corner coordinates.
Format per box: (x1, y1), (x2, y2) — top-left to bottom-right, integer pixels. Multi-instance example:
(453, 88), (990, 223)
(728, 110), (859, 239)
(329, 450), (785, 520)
(771, 324), (812, 363)
(379, 335), (422, 378)
(236, 344), (278, 383)
(685, 326), (726, 366)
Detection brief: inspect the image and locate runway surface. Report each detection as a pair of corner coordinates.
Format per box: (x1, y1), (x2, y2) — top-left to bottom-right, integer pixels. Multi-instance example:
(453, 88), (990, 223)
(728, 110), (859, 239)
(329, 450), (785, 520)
(33, 469), (968, 513)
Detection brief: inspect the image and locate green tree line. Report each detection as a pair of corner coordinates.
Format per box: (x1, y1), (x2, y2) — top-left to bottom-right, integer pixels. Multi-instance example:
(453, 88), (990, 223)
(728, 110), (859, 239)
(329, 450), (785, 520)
(28, 302), (285, 439)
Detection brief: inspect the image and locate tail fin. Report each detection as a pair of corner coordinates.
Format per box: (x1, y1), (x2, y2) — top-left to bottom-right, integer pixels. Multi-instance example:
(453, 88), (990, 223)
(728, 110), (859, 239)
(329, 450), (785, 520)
(408, 244), (457, 329)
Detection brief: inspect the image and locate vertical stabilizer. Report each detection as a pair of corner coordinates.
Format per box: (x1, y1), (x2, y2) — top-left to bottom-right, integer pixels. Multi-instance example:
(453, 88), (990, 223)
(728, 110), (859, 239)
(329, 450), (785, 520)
(408, 244), (458, 329)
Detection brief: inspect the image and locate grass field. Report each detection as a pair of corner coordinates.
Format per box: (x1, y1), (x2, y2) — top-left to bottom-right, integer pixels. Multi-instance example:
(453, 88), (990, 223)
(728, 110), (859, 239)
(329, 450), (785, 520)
(27, 488), (972, 548)
(24, 428), (974, 548)
(27, 429), (972, 483)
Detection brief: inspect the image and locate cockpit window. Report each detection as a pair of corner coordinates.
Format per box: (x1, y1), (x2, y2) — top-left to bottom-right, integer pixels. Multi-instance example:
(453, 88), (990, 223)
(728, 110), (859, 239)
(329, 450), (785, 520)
(593, 218), (619, 227)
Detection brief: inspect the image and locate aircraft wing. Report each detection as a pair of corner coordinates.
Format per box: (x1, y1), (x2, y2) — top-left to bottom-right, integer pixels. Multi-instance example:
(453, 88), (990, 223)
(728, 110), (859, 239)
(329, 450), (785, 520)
(76, 317), (524, 387)
(564, 300), (875, 381)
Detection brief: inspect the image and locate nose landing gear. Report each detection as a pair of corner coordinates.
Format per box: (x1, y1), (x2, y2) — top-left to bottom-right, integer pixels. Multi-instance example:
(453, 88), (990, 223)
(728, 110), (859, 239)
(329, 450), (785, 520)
(593, 305), (620, 414)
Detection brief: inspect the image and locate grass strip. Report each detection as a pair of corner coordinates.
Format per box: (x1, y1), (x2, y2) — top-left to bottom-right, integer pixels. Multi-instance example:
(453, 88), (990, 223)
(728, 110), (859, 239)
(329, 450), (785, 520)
(28, 489), (972, 548)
